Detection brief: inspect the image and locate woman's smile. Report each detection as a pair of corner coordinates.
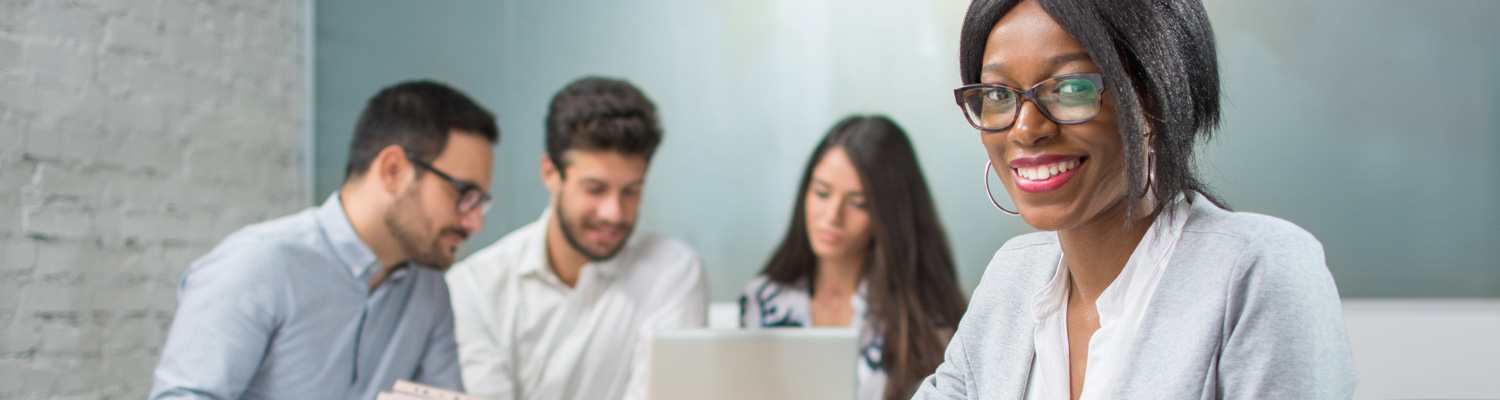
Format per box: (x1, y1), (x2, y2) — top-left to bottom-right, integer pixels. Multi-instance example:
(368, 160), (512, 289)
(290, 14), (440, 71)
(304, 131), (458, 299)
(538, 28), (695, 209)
(1009, 155), (1086, 193)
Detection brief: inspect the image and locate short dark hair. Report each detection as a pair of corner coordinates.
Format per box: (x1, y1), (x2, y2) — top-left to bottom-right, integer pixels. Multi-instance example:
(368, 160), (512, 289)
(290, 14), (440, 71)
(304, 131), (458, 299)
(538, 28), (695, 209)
(544, 77), (662, 176)
(762, 115), (967, 400)
(959, 0), (1226, 217)
(345, 80), (498, 180)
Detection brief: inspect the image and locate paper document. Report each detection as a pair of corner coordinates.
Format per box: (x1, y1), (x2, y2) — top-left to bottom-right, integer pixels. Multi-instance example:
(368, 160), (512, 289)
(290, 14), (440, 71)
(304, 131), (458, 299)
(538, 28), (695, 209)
(377, 380), (495, 400)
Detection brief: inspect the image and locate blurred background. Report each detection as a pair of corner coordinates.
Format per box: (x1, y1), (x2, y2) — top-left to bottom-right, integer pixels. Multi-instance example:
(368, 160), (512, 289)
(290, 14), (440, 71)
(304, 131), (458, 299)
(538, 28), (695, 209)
(318, 0), (1500, 301)
(1, 0), (1496, 398)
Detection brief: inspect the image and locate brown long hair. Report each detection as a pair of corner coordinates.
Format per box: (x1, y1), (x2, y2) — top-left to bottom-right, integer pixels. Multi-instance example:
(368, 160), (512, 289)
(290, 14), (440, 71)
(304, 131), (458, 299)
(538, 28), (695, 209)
(762, 115), (967, 400)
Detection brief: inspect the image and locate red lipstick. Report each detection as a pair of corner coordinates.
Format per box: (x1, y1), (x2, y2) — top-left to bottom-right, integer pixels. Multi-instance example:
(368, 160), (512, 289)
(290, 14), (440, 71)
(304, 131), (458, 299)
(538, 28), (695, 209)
(1009, 155), (1085, 194)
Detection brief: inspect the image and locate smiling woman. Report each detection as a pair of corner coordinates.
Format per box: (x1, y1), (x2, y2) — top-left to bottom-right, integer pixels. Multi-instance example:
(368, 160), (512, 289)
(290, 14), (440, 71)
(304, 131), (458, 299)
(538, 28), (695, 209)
(913, 0), (1358, 399)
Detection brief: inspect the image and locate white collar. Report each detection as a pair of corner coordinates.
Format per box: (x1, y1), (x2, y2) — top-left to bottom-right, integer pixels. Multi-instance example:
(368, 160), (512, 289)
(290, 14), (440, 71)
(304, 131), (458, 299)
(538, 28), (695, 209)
(516, 208), (630, 286)
(1030, 194), (1191, 322)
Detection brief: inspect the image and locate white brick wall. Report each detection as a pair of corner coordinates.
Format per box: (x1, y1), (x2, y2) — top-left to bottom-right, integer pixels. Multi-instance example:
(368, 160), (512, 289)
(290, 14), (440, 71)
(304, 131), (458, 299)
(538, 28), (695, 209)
(0, 0), (308, 398)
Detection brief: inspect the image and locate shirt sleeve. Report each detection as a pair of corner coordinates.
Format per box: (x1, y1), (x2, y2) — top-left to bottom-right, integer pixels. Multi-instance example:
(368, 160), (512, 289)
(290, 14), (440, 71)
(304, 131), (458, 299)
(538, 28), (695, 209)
(150, 247), (286, 400)
(413, 280), (464, 392)
(447, 267), (518, 400)
(1217, 229), (1357, 399)
(621, 247), (709, 400)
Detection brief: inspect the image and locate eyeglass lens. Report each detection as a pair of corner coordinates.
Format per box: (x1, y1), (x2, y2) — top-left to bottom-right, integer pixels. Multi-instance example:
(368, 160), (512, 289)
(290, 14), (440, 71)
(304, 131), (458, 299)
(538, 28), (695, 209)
(456, 189), (486, 214)
(962, 76), (1101, 130)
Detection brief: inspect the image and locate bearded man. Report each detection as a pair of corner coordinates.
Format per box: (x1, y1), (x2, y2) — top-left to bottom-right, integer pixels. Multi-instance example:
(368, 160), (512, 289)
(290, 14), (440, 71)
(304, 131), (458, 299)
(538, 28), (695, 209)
(445, 77), (707, 400)
(153, 80), (499, 399)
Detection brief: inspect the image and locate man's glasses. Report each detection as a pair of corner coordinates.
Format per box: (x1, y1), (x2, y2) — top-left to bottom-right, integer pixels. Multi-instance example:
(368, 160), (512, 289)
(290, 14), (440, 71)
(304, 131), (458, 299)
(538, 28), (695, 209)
(404, 151), (493, 215)
(953, 73), (1107, 132)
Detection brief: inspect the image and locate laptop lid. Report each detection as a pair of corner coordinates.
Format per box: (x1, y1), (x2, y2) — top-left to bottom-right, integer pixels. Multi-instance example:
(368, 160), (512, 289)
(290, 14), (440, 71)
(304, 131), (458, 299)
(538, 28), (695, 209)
(646, 328), (858, 400)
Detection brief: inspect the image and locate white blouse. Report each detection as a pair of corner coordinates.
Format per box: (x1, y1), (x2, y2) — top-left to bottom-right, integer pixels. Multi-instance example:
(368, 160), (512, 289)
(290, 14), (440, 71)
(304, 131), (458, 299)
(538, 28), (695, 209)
(739, 276), (888, 400)
(1026, 197), (1190, 400)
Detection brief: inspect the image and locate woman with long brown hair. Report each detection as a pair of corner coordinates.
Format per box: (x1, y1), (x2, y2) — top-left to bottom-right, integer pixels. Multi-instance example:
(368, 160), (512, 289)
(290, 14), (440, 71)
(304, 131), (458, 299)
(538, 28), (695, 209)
(739, 115), (968, 400)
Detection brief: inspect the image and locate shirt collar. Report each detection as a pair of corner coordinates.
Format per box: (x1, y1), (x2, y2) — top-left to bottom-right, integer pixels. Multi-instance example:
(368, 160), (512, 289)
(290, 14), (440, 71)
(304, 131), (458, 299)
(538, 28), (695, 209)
(1030, 194), (1190, 322)
(1031, 252), (1072, 323)
(1092, 194), (1189, 314)
(518, 208), (629, 284)
(514, 210), (551, 279)
(316, 192), (380, 278)
(1133, 194), (1191, 270)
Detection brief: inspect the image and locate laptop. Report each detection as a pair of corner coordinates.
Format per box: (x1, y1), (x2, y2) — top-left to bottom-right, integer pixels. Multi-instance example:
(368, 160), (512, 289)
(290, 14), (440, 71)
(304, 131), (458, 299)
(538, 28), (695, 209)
(646, 328), (858, 400)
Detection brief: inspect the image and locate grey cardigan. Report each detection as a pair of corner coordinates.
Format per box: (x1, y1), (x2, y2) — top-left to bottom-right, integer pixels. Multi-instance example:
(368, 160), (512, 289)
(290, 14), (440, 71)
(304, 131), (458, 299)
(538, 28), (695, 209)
(913, 196), (1356, 399)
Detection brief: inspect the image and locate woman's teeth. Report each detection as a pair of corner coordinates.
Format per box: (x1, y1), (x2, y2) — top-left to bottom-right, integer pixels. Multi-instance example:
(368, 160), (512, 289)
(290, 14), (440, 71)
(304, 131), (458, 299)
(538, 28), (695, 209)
(1015, 159), (1081, 181)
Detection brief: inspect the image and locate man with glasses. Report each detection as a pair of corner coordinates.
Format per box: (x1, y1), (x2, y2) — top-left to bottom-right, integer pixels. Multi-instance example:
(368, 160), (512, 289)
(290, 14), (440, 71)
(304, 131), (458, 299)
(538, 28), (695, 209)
(151, 81), (498, 400)
(445, 77), (707, 400)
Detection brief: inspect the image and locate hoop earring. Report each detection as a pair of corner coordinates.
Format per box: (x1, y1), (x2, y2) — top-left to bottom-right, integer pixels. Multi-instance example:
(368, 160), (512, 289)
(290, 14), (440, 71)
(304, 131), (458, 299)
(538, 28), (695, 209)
(984, 160), (1019, 215)
(1141, 147), (1156, 198)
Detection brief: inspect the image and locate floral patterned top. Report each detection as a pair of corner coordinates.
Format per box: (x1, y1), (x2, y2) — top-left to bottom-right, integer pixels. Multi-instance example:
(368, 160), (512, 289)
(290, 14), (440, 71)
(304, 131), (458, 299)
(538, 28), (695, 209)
(738, 275), (887, 400)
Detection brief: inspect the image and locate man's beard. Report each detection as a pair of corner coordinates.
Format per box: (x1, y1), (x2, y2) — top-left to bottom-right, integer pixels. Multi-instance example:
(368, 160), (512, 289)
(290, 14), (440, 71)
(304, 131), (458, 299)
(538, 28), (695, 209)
(555, 189), (634, 261)
(384, 187), (468, 270)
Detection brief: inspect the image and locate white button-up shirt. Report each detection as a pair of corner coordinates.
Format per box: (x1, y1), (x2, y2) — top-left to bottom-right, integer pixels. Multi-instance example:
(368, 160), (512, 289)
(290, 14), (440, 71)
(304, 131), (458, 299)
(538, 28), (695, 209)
(445, 210), (708, 400)
(1026, 197), (1190, 400)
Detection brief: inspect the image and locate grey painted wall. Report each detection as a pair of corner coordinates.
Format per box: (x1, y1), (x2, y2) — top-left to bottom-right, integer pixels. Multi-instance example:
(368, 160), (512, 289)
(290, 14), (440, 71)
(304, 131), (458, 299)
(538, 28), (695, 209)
(315, 0), (1500, 300)
(1205, 0), (1500, 297)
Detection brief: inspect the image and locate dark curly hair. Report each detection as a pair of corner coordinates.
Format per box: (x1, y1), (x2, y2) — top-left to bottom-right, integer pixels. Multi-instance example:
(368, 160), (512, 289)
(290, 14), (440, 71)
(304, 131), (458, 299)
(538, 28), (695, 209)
(544, 77), (663, 176)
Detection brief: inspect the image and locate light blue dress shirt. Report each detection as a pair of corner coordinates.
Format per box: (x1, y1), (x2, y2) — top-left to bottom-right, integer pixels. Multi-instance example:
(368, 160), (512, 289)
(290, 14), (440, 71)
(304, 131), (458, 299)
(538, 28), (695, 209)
(151, 194), (463, 400)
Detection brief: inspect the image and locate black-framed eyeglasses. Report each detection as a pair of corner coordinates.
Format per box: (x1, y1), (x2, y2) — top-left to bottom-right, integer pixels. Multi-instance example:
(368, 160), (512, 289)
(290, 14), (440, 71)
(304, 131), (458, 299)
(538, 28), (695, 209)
(953, 73), (1107, 132)
(404, 151), (493, 215)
